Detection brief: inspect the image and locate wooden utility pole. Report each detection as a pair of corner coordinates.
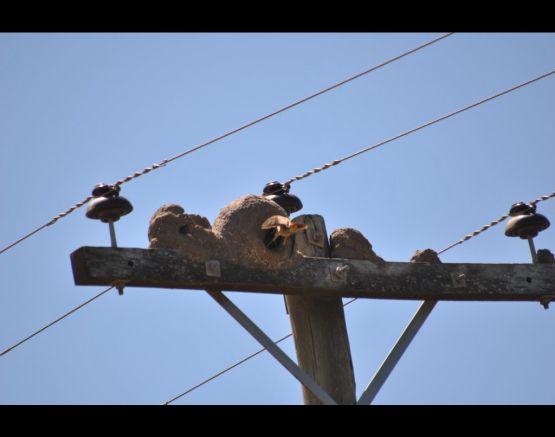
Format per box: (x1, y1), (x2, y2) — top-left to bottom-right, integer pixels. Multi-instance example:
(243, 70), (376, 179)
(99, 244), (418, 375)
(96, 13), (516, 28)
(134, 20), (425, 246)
(285, 215), (355, 405)
(71, 245), (555, 404)
(72, 188), (555, 404)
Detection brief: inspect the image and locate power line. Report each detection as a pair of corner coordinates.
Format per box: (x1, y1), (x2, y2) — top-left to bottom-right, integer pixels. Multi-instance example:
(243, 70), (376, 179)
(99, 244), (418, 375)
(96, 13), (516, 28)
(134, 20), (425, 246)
(0, 196), (93, 256)
(3, 36), (552, 404)
(283, 68), (555, 187)
(0, 33), (453, 258)
(0, 285), (115, 357)
(0, 223), (50, 256)
(164, 295), (359, 404)
(437, 189), (555, 255)
(112, 33), (454, 189)
(437, 214), (509, 255)
(529, 189), (555, 207)
(164, 332), (293, 405)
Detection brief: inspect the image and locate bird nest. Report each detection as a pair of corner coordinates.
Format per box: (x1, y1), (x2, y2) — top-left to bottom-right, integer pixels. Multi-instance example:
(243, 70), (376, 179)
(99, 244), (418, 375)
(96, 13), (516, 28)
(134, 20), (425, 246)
(148, 195), (304, 270)
(148, 194), (386, 270)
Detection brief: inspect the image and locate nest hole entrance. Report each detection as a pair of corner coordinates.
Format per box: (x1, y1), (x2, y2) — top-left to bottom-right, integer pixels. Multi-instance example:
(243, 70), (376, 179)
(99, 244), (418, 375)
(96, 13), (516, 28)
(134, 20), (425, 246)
(263, 229), (284, 250)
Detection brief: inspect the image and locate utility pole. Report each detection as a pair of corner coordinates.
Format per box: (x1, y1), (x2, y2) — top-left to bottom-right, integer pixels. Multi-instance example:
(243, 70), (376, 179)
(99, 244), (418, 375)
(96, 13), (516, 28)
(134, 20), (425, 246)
(261, 181), (355, 404)
(285, 214), (356, 405)
(74, 187), (555, 405)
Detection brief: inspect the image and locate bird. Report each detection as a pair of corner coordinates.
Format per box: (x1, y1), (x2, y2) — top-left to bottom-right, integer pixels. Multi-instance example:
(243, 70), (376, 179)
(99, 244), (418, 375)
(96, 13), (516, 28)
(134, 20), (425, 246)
(261, 215), (308, 247)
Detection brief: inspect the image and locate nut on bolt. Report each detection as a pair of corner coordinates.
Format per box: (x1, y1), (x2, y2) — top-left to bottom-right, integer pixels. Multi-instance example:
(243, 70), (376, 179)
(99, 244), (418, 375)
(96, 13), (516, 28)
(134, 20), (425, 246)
(539, 296), (554, 310)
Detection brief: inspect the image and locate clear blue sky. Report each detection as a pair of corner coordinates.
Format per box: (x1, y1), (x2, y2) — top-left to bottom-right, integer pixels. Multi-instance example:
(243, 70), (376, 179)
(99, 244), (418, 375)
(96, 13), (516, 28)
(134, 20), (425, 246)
(1, 32), (555, 405)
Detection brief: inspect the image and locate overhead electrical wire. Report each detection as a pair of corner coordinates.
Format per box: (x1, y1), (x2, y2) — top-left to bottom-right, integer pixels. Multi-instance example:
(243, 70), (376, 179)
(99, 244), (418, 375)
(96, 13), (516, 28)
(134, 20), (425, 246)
(283, 68), (555, 187)
(0, 32), (454, 257)
(0, 196), (93, 256)
(164, 297), (359, 404)
(437, 189), (555, 255)
(3, 35), (553, 404)
(164, 331), (293, 405)
(0, 285), (115, 357)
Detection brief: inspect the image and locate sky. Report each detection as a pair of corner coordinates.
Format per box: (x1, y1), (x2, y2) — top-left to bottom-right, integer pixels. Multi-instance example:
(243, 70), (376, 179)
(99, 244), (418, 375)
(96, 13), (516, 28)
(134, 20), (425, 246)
(1, 32), (555, 405)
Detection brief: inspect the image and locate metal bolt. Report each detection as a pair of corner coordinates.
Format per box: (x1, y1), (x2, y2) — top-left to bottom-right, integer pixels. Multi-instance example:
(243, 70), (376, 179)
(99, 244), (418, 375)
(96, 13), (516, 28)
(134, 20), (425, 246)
(450, 272), (466, 288)
(539, 296), (553, 310)
(528, 238), (538, 264)
(335, 264), (350, 278)
(108, 220), (117, 248)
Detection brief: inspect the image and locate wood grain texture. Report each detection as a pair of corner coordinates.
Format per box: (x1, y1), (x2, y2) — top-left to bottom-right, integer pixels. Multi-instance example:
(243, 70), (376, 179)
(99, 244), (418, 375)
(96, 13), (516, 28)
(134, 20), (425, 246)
(285, 215), (356, 405)
(72, 246), (555, 301)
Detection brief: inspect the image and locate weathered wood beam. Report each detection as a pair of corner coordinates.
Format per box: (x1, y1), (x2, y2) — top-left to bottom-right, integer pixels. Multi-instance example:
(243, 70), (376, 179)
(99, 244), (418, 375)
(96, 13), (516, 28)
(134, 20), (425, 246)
(71, 246), (555, 301)
(285, 214), (356, 405)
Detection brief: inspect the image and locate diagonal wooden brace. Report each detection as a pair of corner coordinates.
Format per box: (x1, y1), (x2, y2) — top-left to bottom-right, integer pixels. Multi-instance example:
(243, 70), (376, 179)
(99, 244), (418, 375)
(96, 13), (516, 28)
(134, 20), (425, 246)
(357, 300), (437, 405)
(206, 290), (337, 405)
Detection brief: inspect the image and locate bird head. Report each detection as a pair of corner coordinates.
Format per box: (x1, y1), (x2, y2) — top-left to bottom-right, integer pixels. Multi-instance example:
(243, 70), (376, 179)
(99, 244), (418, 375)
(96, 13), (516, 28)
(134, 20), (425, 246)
(288, 222), (309, 233)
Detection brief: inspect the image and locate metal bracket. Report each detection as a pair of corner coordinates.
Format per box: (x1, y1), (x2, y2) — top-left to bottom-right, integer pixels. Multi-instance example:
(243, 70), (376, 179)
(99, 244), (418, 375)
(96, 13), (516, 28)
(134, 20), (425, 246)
(306, 222), (326, 248)
(206, 289), (337, 405)
(205, 260), (221, 278)
(358, 300), (437, 405)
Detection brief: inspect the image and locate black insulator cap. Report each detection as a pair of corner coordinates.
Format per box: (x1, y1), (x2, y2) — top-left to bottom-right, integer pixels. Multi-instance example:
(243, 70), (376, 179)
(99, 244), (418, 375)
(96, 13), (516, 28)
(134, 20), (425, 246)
(91, 183), (120, 198)
(262, 181), (302, 215)
(86, 183), (133, 223)
(263, 181), (289, 196)
(505, 213), (550, 239)
(509, 202), (536, 217)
